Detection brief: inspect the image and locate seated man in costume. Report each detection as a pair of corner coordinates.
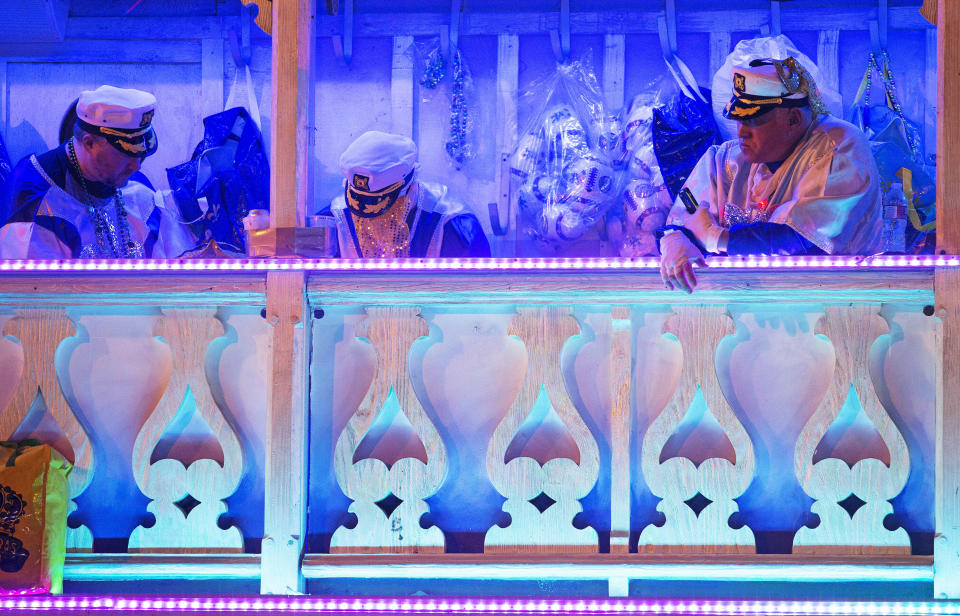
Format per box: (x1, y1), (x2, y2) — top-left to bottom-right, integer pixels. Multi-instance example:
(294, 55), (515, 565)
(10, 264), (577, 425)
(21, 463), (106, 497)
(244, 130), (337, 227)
(658, 57), (882, 293)
(0, 85), (194, 258)
(322, 131), (490, 258)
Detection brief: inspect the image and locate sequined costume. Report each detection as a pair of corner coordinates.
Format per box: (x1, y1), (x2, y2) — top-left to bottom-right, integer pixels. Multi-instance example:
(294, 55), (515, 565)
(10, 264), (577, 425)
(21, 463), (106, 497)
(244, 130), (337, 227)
(324, 181), (490, 258)
(0, 144), (195, 258)
(668, 114), (882, 255)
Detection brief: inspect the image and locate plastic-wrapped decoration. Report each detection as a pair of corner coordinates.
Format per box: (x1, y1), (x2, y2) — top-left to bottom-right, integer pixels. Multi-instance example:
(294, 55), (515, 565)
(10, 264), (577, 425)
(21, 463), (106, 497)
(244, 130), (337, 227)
(614, 64), (701, 257)
(166, 107), (270, 252)
(652, 85), (720, 199)
(510, 56), (625, 252)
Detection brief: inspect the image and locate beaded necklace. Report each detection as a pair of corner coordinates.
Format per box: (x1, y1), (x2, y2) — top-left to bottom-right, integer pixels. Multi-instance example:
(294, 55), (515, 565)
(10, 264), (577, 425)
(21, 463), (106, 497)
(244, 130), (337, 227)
(67, 139), (143, 258)
(863, 50), (922, 162)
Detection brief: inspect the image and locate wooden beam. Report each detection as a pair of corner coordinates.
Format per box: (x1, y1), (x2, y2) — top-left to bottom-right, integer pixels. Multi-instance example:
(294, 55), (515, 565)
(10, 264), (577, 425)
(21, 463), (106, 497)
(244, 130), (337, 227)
(270, 0), (313, 229)
(263, 0), (313, 594)
(391, 35), (415, 139)
(201, 37), (225, 119)
(608, 307), (632, 557)
(0, 59), (7, 139)
(925, 28), (938, 157)
(313, 7), (932, 37)
(0, 41), (201, 63)
(262, 270), (308, 594)
(603, 34), (625, 112)
(709, 31), (731, 84)
(935, 0), (960, 599)
(816, 30), (840, 100)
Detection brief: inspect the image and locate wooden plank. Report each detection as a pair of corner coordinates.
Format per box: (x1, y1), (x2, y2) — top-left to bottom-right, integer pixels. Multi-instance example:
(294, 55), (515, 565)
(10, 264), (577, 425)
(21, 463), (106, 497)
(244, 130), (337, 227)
(201, 37), (225, 119)
(495, 34), (519, 249)
(301, 552), (933, 582)
(709, 31), (730, 85)
(313, 7), (932, 37)
(262, 270), (307, 594)
(269, 0), (312, 229)
(65, 16), (224, 39)
(936, 268), (960, 597)
(70, 0), (218, 17)
(0, 59), (7, 138)
(71, 7), (933, 41)
(937, 0), (960, 253)
(816, 29), (841, 100)
(608, 307), (631, 555)
(0, 274), (266, 305)
(64, 553), (261, 580)
(603, 34), (625, 112)
(304, 269), (935, 306)
(935, 0), (960, 595)
(926, 27), (938, 157)
(391, 35), (415, 139)
(0, 41), (201, 63)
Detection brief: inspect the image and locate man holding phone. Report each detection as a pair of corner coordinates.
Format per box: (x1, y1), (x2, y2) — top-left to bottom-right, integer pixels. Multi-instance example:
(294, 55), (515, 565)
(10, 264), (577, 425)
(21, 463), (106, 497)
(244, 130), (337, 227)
(657, 57), (882, 293)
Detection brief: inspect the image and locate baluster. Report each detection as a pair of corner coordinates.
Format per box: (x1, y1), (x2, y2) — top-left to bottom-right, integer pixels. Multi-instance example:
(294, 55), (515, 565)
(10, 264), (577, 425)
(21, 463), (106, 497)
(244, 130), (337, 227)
(129, 308), (244, 552)
(485, 306), (600, 552)
(639, 305), (755, 553)
(2, 309), (94, 550)
(794, 304), (910, 554)
(332, 306), (446, 553)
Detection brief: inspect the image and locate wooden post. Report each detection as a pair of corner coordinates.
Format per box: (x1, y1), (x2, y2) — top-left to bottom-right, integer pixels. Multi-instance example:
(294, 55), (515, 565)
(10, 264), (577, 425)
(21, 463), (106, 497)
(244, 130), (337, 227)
(935, 0), (960, 599)
(270, 0), (313, 229)
(262, 0), (313, 594)
(262, 270), (308, 594)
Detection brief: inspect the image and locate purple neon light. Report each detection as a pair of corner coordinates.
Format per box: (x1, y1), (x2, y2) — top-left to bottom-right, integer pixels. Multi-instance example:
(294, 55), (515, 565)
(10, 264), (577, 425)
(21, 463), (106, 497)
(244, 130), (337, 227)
(1, 596), (959, 614)
(0, 255), (956, 273)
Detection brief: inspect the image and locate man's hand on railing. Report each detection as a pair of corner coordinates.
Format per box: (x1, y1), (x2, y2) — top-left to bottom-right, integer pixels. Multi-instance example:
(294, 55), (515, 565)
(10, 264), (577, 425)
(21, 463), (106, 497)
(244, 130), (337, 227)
(659, 231), (707, 294)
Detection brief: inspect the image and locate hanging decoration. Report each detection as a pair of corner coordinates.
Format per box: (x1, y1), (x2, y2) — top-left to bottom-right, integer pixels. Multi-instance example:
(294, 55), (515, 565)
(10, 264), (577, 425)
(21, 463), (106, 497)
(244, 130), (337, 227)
(419, 42), (475, 168)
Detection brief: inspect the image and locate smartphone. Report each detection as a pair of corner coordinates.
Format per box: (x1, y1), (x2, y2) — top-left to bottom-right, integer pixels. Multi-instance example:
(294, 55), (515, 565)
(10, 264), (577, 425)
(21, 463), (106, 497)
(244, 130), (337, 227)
(679, 188), (699, 214)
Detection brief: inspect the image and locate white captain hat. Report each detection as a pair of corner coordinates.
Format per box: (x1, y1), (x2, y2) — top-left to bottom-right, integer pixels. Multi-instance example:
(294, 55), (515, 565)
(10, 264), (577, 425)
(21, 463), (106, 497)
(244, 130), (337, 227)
(76, 85), (158, 157)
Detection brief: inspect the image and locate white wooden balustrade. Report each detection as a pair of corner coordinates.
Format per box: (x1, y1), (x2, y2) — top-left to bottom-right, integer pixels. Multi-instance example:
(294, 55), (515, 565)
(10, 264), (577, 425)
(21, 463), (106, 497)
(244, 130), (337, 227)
(0, 266), (938, 596)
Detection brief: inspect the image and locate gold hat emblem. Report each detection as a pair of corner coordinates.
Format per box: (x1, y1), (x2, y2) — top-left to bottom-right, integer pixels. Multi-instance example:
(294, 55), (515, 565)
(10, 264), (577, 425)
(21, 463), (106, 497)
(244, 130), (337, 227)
(733, 73), (746, 94)
(352, 174), (370, 191)
(140, 109), (154, 127)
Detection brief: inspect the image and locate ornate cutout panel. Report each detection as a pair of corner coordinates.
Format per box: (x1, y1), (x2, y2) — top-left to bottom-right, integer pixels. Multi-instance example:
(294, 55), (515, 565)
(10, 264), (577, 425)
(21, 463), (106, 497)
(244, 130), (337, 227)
(485, 306), (600, 553)
(332, 306), (447, 553)
(2, 308), (94, 550)
(639, 305), (755, 553)
(794, 304), (910, 554)
(129, 308), (244, 552)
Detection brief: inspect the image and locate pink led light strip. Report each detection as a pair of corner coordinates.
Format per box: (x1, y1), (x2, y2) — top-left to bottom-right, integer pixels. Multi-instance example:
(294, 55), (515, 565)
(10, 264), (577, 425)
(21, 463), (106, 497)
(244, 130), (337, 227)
(0, 255), (956, 272)
(2, 596), (960, 615)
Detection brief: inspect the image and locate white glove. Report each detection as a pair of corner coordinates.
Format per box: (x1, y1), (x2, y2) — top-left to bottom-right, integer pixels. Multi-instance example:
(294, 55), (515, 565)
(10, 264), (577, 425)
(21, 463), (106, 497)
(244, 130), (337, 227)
(659, 231), (707, 294)
(683, 206), (727, 253)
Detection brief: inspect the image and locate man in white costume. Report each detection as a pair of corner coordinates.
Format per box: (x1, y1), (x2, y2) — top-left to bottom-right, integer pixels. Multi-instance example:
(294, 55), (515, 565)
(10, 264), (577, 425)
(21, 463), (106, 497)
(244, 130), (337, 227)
(0, 86), (194, 258)
(324, 131), (490, 259)
(658, 57), (882, 293)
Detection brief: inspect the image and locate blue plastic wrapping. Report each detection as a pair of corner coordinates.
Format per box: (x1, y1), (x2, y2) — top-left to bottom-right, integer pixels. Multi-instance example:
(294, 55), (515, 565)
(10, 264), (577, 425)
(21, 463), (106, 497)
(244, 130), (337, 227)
(166, 107), (269, 252)
(652, 86), (719, 200)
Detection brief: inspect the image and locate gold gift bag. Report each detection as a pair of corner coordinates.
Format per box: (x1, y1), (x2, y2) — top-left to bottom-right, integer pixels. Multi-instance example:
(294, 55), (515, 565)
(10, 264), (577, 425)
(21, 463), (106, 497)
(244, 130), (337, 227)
(0, 440), (72, 595)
